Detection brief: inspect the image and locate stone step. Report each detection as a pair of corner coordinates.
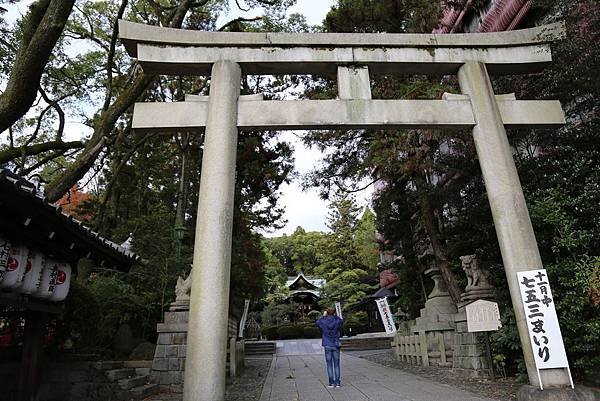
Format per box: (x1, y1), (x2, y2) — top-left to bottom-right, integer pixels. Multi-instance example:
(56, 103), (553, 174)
(118, 375), (150, 390)
(245, 342), (275, 355)
(131, 383), (159, 400)
(105, 368), (135, 381)
(92, 361), (124, 370)
(124, 360), (153, 369)
(135, 367), (151, 376)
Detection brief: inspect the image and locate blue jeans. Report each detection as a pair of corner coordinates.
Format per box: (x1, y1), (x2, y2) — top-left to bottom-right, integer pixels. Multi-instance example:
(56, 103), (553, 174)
(324, 346), (341, 385)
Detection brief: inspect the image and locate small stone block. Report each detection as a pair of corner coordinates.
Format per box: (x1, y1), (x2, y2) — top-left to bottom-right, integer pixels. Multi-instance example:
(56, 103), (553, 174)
(152, 358), (168, 372)
(165, 345), (179, 357)
(178, 345), (187, 358)
(157, 333), (172, 345)
(155, 345), (166, 358)
(168, 358), (181, 371)
(172, 333), (187, 345)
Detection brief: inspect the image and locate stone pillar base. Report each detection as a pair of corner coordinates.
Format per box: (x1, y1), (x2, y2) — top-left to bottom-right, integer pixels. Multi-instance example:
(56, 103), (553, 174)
(517, 385), (599, 401)
(151, 310), (189, 393)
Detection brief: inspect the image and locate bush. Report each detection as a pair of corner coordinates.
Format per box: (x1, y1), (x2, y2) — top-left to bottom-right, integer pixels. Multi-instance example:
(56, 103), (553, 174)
(262, 325), (278, 340)
(307, 310), (321, 321)
(302, 325), (321, 339)
(277, 324), (303, 339)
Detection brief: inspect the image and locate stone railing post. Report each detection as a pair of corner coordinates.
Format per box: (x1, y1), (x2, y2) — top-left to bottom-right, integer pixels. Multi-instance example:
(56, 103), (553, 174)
(458, 61), (571, 389)
(183, 60), (241, 401)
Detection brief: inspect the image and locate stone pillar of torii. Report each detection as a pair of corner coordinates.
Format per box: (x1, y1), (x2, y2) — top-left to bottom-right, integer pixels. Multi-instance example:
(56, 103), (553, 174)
(119, 21), (570, 400)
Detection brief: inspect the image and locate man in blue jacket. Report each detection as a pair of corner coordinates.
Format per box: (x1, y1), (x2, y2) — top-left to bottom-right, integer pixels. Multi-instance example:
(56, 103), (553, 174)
(316, 307), (343, 387)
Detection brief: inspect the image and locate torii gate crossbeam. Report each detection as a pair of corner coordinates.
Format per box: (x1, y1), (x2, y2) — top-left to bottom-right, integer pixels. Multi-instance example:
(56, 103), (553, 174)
(119, 21), (571, 401)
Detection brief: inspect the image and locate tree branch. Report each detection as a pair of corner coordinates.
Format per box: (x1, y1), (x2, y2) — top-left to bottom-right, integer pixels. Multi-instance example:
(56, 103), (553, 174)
(218, 16), (262, 31)
(0, 140), (84, 165)
(0, 0), (76, 133)
(103, 0), (129, 111)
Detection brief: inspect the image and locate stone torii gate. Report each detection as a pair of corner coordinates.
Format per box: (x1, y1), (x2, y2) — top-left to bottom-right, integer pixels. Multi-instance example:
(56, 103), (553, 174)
(119, 21), (569, 400)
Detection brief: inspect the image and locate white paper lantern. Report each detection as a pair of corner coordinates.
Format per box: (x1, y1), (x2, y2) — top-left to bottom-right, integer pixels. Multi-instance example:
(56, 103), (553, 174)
(48, 262), (71, 302)
(0, 238), (10, 283)
(33, 258), (60, 299)
(18, 251), (45, 294)
(0, 244), (28, 288)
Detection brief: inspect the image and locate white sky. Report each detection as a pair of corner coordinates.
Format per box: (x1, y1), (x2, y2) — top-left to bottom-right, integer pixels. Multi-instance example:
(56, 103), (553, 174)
(3, 0), (374, 236)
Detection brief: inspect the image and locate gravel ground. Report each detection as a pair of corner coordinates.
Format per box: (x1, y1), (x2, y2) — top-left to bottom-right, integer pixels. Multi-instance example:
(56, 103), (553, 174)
(357, 349), (520, 401)
(225, 357), (272, 401)
(144, 356), (272, 401)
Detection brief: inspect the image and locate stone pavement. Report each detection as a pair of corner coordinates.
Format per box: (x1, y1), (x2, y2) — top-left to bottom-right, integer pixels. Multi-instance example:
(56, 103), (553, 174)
(259, 339), (497, 401)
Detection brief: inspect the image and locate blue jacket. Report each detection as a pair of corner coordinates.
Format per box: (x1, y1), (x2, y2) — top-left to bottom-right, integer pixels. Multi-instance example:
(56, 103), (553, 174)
(316, 316), (343, 347)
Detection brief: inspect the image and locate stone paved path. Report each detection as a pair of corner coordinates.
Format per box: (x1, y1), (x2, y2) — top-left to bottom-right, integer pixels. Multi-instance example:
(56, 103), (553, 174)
(259, 339), (497, 401)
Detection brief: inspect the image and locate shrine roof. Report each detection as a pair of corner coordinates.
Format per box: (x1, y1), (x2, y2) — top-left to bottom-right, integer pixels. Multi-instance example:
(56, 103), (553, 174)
(0, 169), (141, 271)
(286, 273), (325, 290)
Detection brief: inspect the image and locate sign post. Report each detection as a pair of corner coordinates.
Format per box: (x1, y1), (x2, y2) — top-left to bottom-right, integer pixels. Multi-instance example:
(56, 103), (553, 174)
(517, 269), (573, 390)
(466, 299), (502, 379)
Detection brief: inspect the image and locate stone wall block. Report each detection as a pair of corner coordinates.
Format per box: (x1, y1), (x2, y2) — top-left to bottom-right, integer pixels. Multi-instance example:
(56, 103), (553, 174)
(178, 345), (187, 358)
(157, 333), (172, 345)
(172, 333), (187, 345)
(155, 345), (166, 358)
(165, 345), (179, 357)
(168, 358), (181, 371)
(165, 311), (189, 324)
(152, 358), (168, 371)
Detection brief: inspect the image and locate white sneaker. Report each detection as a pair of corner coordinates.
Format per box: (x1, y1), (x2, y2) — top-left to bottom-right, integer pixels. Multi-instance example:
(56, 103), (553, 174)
(327, 384), (334, 388)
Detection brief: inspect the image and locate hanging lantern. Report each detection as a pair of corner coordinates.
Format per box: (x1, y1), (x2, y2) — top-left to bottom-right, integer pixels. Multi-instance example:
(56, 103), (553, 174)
(18, 250), (45, 294)
(0, 244), (28, 288)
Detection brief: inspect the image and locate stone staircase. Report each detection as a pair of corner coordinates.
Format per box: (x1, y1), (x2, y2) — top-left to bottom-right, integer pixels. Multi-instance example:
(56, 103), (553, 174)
(245, 341), (276, 356)
(94, 360), (159, 400)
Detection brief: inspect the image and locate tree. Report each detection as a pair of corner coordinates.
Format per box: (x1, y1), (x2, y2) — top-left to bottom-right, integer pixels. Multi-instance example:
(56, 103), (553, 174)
(316, 193), (376, 313)
(0, 0), (76, 134)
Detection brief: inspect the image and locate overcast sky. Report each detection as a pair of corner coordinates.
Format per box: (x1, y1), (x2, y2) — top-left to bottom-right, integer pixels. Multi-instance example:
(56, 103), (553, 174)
(3, 0), (373, 237)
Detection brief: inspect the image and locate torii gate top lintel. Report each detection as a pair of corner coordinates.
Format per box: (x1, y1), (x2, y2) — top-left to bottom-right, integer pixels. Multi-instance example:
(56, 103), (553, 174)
(118, 20), (565, 76)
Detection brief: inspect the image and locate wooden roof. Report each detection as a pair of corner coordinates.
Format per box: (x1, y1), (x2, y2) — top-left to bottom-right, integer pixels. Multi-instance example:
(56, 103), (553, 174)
(0, 170), (140, 271)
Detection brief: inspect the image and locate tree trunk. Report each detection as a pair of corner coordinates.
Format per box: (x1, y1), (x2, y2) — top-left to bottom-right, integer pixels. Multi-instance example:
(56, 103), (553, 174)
(0, 0), (76, 133)
(414, 174), (462, 303)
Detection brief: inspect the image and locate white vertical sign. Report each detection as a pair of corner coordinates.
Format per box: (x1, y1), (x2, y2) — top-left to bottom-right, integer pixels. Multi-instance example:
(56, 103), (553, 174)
(238, 299), (250, 338)
(375, 297), (397, 335)
(335, 301), (343, 319)
(517, 269), (573, 389)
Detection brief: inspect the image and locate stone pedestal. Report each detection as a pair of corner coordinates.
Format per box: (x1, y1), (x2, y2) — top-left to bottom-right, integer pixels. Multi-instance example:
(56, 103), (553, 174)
(151, 309), (189, 393)
(451, 303), (491, 377)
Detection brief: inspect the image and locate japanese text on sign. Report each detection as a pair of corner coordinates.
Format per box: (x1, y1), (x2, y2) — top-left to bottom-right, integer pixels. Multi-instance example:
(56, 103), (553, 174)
(466, 300), (502, 332)
(335, 302), (343, 320)
(375, 297), (396, 335)
(517, 269), (569, 370)
(0, 239), (10, 281)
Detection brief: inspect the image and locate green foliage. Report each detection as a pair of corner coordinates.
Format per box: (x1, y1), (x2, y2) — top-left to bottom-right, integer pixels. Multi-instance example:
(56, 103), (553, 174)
(317, 194), (377, 312)
(342, 311), (368, 335)
(263, 227), (327, 275)
(301, 325), (321, 338)
(60, 281), (102, 350)
(261, 302), (301, 326)
(86, 275), (153, 343)
(262, 325), (279, 340)
(277, 324), (303, 340)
